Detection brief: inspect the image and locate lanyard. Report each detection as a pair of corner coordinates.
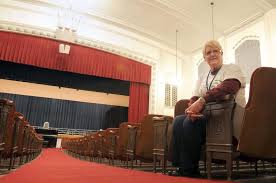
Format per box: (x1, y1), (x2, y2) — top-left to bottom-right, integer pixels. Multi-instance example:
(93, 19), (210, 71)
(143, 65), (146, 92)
(206, 70), (219, 91)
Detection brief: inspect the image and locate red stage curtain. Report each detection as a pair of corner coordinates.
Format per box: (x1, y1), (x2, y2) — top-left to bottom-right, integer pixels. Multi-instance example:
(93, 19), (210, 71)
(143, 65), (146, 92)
(128, 82), (149, 123)
(0, 31), (151, 84)
(0, 31), (151, 121)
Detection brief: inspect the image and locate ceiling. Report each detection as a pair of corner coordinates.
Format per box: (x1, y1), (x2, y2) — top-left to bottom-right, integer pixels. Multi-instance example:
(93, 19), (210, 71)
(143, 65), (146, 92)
(0, 0), (275, 53)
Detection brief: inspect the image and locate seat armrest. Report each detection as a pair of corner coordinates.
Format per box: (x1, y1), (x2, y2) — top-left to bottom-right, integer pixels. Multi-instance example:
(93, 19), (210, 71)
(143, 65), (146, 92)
(205, 94), (234, 105)
(203, 94), (236, 146)
(127, 124), (139, 130)
(108, 128), (119, 134)
(152, 116), (173, 123)
(203, 94), (235, 116)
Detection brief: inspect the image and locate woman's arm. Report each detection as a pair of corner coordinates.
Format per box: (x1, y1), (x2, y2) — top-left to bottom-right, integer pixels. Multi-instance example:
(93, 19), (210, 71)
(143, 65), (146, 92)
(202, 78), (241, 103)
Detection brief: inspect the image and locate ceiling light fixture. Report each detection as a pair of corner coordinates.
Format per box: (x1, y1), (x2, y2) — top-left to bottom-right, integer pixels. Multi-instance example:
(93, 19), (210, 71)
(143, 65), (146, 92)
(56, 1), (81, 42)
(57, 5), (81, 33)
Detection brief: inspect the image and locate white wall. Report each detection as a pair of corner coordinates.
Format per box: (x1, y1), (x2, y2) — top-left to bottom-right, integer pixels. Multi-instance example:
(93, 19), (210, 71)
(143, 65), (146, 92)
(264, 9), (276, 67)
(154, 50), (194, 116)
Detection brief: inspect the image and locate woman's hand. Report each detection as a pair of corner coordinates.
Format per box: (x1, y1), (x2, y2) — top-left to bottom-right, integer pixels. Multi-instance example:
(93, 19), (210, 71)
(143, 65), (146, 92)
(185, 98), (205, 121)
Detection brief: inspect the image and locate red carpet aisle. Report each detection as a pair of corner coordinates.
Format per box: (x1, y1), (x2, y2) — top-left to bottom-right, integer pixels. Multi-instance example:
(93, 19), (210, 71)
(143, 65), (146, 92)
(0, 149), (232, 183)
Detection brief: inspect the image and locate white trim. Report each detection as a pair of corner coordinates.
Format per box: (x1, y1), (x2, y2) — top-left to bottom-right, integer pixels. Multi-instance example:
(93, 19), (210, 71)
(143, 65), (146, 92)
(232, 35), (261, 50)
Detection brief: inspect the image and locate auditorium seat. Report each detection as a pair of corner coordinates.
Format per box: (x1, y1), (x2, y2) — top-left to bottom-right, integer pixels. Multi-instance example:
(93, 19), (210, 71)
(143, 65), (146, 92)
(205, 67), (276, 180)
(15, 114), (28, 165)
(0, 99), (14, 167)
(87, 134), (97, 161)
(152, 115), (173, 173)
(110, 122), (140, 165)
(152, 100), (189, 173)
(105, 128), (119, 165)
(24, 125), (42, 163)
(0, 99), (16, 170)
(9, 112), (25, 169)
(124, 114), (172, 169)
(94, 130), (106, 162)
(0, 98), (43, 170)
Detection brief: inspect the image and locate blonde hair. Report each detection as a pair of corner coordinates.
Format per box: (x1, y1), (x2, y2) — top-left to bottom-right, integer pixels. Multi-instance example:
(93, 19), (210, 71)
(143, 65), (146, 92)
(202, 40), (223, 55)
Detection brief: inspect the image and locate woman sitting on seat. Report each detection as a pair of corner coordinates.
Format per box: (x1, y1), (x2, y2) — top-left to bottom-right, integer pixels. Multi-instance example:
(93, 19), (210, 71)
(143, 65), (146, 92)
(171, 40), (246, 177)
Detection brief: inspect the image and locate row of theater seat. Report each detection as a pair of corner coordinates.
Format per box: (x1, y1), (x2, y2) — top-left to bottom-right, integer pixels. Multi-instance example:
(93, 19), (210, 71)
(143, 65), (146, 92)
(62, 103), (276, 180)
(61, 114), (173, 171)
(0, 98), (43, 171)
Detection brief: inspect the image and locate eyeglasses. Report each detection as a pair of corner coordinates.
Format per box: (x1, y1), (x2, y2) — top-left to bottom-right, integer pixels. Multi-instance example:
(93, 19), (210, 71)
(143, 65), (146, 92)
(205, 49), (222, 57)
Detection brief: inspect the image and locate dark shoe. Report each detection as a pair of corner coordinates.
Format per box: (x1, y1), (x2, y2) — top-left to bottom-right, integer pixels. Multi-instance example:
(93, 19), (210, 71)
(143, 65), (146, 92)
(179, 168), (201, 178)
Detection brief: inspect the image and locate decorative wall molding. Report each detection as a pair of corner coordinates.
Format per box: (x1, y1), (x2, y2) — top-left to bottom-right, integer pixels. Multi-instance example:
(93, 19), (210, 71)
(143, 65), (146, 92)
(0, 21), (56, 38)
(232, 35), (260, 50)
(223, 12), (264, 36)
(235, 39), (261, 83)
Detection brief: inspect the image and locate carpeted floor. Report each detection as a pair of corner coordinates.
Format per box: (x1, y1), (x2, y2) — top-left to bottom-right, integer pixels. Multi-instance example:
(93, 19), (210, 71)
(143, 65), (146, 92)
(0, 149), (233, 183)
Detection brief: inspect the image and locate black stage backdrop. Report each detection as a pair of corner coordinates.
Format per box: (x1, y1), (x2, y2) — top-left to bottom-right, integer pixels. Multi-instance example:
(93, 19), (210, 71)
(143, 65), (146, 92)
(0, 61), (129, 95)
(0, 61), (129, 130)
(0, 92), (128, 130)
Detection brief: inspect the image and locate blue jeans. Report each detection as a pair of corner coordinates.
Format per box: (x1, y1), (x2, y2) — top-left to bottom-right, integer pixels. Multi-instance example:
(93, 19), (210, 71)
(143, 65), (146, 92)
(172, 115), (206, 171)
